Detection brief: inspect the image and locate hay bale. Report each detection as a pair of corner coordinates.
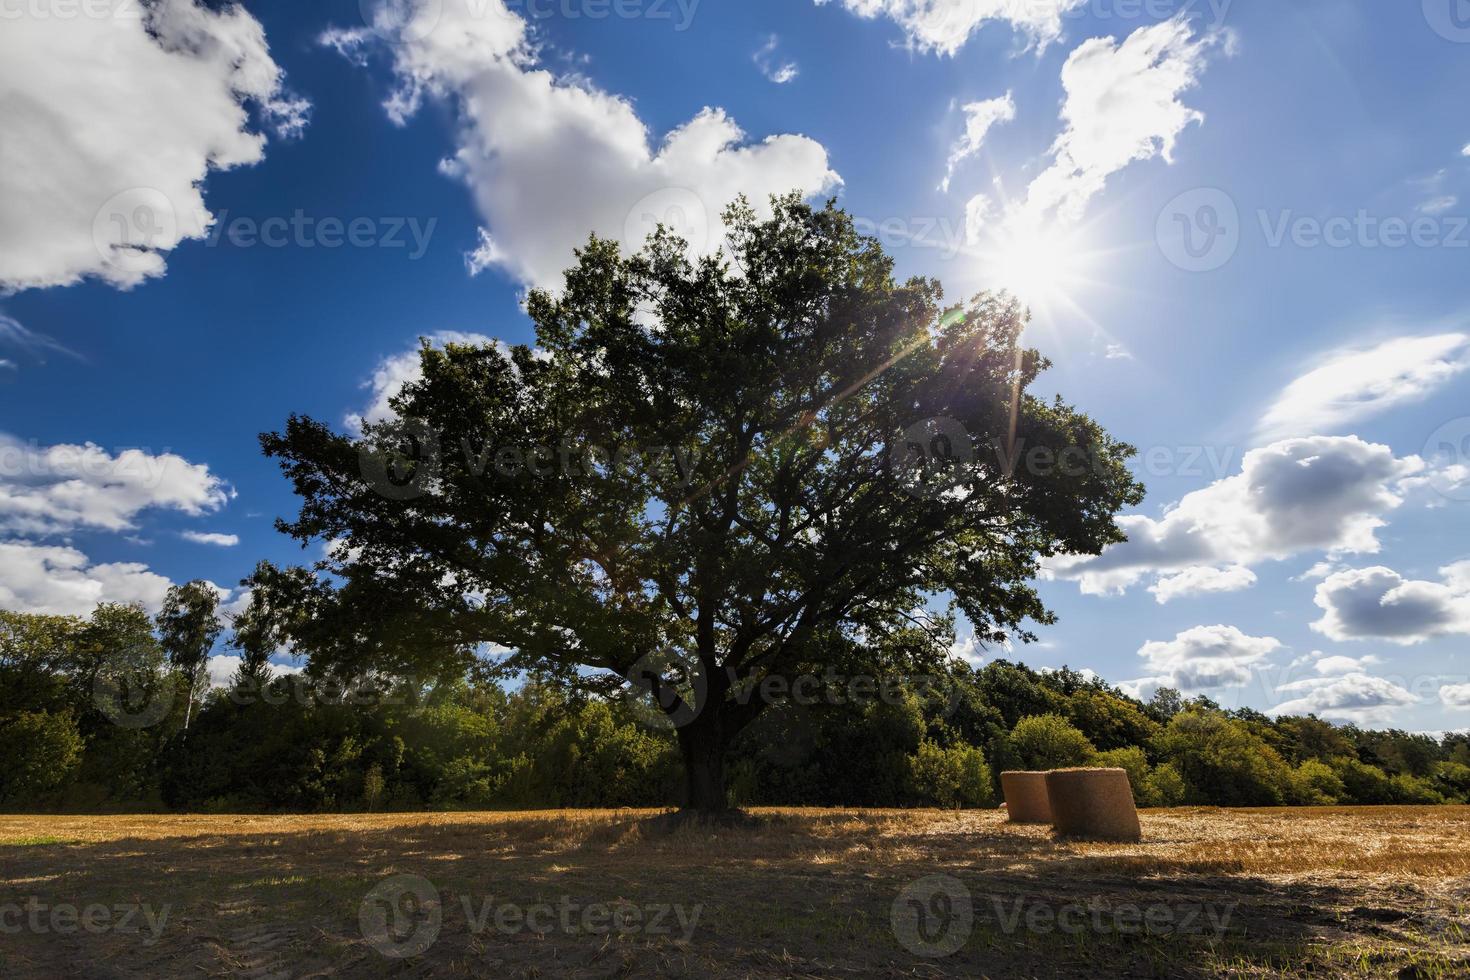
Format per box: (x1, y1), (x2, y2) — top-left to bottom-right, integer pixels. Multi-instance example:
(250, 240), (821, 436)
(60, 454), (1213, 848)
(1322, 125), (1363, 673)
(1044, 768), (1141, 842)
(1000, 771), (1053, 824)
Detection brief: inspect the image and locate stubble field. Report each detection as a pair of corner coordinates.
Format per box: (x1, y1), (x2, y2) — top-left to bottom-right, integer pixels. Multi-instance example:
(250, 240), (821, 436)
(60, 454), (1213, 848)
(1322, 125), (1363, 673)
(1, 806), (1467, 978)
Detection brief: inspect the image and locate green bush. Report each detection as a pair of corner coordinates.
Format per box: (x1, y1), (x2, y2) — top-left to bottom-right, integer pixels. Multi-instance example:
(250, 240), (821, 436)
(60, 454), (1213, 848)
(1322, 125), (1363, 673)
(1010, 714), (1096, 770)
(1333, 758), (1394, 805)
(1433, 761), (1470, 803)
(907, 740), (993, 808)
(0, 710), (84, 804)
(1288, 760), (1345, 805)
(1388, 773), (1444, 805)
(1142, 762), (1189, 808)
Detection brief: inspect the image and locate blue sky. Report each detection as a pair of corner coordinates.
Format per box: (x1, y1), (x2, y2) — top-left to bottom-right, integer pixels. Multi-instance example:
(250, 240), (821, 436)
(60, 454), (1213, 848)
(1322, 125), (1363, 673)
(2, 0), (1469, 729)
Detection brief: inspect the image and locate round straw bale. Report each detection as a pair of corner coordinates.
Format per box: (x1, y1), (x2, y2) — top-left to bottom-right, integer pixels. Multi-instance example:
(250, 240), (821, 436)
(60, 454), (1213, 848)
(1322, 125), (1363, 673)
(1044, 768), (1141, 842)
(1000, 771), (1053, 824)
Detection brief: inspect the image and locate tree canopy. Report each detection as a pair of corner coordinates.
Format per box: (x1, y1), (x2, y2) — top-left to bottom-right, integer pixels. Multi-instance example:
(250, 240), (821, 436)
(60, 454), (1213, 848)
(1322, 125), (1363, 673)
(258, 196), (1144, 811)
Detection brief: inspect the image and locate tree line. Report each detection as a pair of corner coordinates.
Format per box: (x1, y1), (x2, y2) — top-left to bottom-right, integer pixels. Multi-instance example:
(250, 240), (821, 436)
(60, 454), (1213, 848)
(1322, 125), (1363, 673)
(4, 598), (1466, 813)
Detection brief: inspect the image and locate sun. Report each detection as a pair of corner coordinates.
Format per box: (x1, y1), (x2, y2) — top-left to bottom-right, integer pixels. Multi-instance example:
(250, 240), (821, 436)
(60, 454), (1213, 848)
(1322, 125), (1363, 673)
(979, 215), (1096, 314)
(952, 193), (1138, 358)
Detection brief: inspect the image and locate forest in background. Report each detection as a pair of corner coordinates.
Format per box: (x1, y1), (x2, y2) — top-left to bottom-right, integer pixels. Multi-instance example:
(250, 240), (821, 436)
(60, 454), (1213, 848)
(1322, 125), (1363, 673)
(4, 601), (1468, 814)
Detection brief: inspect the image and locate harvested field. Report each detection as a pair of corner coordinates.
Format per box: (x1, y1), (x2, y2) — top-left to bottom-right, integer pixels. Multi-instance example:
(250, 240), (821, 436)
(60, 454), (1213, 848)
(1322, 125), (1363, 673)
(1, 806), (1467, 978)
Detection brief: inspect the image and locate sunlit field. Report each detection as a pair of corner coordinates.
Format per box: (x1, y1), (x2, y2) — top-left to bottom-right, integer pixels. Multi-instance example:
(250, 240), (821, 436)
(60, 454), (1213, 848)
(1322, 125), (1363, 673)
(3, 806), (1467, 978)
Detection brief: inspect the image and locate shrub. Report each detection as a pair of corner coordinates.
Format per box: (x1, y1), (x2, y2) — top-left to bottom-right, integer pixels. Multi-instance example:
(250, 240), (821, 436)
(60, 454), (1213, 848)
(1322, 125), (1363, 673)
(1333, 758), (1394, 805)
(1433, 761), (1470, 803)
(0, 710), (84, 804)
(1142, 762), (1188, 808)
(1388, 773), (1444, 805)
(1288, 760), (1344, 805)
(1010, 714), (1095, 771)
(907, 740), (993, 808)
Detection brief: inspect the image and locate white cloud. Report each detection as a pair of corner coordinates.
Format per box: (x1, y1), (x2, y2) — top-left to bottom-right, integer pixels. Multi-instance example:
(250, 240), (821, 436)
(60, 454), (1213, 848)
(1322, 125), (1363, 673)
(1419, 196), (1459, 216)
(1441, 683), (1470, 709)
(1148, 564), (1257, 604)
(205, 654), (244, 689)
(1134, 624), (1281, 693)
(1041, 665), (1098, 683)
(753, 35), (799, 85)
(963, 19), (1227, 286)
(346, 331), (509, 434)
(964, 193), (996, 241)
(0, 541), (173, 616)
(463, 228), (506, 278)
(1104, 344), (1134, 361)
(1258, 333), (1470, 441)
(1312, 654), (1380, 676)
(1116, 677), (1159, 701)
(205, 653), (303, 689)
(0, 538), (246, 622)
(327, 0), (838, 292)
(1311, 564), (1470, 645)
(0, 0), (306, 291)
(0, 434), (230, 535)
(1404, 456), (1470, 505)
(940, 93), (1015, 194)
(1295, 561), (1342, 582)
(1443, 560), (1470, 592)
(218, 588), (255, 622)
(1013, 18), (1228, 226)
(949, 634), (984, 667)
(814, 0), (1088, 55)
(1286, 649), (1379, 672)
(1046, 435), (1422, 597)
(0, 315), (81, 367)
(1270, 671), (1418, 725)
(182, 531), (239, 547)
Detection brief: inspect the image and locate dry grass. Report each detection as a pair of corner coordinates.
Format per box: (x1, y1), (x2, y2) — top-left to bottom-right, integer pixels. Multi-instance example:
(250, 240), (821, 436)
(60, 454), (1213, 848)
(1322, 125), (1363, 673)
(1, 806), (1467, 978)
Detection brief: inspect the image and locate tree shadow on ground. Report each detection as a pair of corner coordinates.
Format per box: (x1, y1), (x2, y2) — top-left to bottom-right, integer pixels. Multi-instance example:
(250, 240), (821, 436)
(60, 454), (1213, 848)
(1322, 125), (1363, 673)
(0, 810), (1465, 978)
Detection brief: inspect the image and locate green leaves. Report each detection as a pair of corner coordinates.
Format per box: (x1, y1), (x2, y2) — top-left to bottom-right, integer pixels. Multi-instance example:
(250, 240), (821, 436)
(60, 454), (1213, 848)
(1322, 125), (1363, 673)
(156, 581), (222, 676)
(261, 196), (1144, 773)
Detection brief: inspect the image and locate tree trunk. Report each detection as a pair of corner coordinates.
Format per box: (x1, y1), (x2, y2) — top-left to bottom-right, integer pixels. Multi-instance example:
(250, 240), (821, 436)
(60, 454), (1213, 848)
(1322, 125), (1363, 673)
(677, 721), (729, 814)
(183, 662), (200, 730)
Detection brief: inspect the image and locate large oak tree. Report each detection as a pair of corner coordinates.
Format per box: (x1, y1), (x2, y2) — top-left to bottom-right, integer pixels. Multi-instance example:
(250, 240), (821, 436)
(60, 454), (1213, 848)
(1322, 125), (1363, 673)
(259, 197), (1143, 813)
